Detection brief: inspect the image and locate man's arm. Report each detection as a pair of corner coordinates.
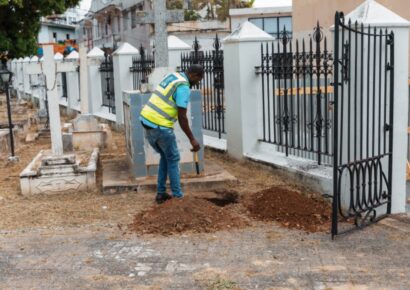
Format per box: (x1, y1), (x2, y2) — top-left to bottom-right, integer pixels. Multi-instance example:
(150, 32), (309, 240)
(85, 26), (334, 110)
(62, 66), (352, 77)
(178, 107), (200, 152)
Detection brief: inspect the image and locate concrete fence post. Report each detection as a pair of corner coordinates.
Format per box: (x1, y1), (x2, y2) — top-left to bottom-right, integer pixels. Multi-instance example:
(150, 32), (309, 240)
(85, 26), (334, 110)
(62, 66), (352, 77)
(222, 22), (274, 159)
(65, 51), (81, 112)
(22, 57), (31, 99)
(86, 47), (105, 116)
(386, 19), (410, 213)
(112, 42), (139, 125)
(168, 35), (191, 70)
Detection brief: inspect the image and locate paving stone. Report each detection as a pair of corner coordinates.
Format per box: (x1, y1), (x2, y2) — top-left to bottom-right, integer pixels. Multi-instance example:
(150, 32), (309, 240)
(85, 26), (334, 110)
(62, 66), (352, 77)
(0, 217), (409, 289)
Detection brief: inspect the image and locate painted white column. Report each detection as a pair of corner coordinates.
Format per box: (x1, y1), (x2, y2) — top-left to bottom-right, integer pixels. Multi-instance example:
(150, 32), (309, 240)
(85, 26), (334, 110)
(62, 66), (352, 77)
(223, 22), (273, 159)
(16, 58), (24, 99)
(29, 56), (40, 99)
(10, 59), (18, 97)
(54, 52), (66, 107)
(389, 26), (410, 213)
(168, 35), (191, 70)
(65, 50), (80, 111)
(87, 47), (105, 115)
(112, 42), (139, 124)
(22, 57), (31, 98)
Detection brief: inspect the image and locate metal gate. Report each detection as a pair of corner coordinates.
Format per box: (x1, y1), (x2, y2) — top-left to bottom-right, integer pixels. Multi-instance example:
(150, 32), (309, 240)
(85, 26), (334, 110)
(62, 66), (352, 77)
(180, 35), (225, 139)
(332, 12), (395, 237)
(99, 51), (115, 114)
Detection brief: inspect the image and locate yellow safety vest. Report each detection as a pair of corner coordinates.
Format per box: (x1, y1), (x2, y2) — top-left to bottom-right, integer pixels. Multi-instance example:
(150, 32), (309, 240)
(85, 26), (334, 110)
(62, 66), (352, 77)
(140, 72), (190, 128)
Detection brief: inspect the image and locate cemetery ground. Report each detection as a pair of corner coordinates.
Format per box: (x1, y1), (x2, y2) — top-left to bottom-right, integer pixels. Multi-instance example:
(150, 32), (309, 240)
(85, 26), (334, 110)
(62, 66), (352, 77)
(0, 97), (410, 289)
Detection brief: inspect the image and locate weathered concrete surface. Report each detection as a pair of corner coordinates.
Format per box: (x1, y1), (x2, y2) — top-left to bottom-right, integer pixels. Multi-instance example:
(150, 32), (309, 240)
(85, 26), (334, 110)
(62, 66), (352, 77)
(20, 149), (99, 196)
(0, 215), (410, 289)
(102, 158), (237, 195)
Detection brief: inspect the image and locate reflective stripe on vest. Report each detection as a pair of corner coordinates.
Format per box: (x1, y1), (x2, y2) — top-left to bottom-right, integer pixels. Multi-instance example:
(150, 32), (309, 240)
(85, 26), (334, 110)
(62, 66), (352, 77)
(145, 102), (177, 122)
(140, 73), (189, 128)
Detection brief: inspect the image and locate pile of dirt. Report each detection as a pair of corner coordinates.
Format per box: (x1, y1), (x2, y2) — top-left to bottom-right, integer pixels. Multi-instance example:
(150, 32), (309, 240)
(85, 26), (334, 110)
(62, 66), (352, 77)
(244, 186), (331, 232)
(129, 196), (248, 235)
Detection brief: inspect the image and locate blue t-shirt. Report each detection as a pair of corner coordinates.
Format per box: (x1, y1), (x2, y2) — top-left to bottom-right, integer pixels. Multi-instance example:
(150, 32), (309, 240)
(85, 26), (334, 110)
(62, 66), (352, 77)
(140, 73), (191, 128)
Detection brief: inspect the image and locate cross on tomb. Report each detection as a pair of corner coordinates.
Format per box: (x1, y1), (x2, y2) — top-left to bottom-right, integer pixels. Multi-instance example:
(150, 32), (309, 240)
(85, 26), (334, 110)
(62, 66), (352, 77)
(136, 0), (184, 67)
(26, 45), (78, 155)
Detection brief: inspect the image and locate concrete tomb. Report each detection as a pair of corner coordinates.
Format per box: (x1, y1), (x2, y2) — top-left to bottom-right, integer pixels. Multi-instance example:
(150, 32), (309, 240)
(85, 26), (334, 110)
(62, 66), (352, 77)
(123, 90), (204, 177)
(20, 45), (99, 196)
(102, 87), (236, 195)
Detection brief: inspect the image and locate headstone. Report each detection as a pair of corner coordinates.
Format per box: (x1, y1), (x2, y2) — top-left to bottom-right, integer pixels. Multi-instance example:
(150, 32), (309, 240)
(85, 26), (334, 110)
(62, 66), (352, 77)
(136, 0), (184, 67)
(123, 90), (204, 177)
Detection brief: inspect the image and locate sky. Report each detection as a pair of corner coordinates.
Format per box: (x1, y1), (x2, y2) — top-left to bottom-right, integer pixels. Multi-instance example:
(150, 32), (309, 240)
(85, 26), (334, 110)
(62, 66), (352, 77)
(79, 0), (92, 13)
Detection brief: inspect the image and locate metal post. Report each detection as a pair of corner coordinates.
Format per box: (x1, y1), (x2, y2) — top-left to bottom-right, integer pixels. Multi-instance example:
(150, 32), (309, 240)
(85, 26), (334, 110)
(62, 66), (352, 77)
(5, 80), (17, 160)
(332, 11), (341, 239)
(387, 31), (395, 214)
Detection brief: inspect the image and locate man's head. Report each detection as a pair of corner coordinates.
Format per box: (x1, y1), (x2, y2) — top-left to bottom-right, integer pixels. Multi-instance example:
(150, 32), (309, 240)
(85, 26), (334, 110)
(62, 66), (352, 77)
(186, 64), (204, 87)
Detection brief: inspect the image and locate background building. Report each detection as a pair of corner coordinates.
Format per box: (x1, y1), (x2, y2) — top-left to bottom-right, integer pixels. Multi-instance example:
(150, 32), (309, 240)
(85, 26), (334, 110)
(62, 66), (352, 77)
(77, 0), (151, 51)
(230, 0), (292, 38)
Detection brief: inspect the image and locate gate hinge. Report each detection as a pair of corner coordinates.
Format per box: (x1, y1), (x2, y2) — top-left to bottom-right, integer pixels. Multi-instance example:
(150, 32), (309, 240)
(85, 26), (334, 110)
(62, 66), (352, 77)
(384, 123), (392, 131)
(386, 63), (394, 71)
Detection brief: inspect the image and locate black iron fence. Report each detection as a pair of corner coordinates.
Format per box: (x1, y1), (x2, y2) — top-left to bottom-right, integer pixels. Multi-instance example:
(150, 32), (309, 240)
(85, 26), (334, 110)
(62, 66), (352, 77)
(258, 23), (334, 165)
(332, 12), (395, 237)
(61, 72), (68, 100)
(99, 51), (115, 114)
(130, 45), (155, 90)
(76, 65), (81, 103)
(180, 35), (225, 138)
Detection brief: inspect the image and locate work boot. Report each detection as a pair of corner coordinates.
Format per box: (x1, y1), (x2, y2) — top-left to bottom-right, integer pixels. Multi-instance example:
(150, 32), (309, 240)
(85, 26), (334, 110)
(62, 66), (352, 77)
(155, 193), (172, 204)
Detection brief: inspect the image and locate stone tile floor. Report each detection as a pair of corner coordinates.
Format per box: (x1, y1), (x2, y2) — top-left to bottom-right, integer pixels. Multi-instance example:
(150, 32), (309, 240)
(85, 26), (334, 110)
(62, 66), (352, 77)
(0, 215), (409, 290)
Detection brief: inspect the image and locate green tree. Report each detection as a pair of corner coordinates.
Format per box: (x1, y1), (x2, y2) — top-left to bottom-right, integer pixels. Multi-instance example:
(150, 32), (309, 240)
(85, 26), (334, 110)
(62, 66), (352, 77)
(0, 0), (80, 59)
(184, 9), (201, 21)
(167, 0), (183, 9)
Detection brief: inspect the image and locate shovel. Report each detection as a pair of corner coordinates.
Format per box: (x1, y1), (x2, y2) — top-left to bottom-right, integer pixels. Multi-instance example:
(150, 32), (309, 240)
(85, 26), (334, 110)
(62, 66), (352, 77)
(194, 151), (200, 175)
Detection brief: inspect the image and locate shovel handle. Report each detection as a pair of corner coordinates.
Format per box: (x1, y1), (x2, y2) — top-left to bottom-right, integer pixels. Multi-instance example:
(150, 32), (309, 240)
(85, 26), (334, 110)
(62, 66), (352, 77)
(194, 152), (200, 174)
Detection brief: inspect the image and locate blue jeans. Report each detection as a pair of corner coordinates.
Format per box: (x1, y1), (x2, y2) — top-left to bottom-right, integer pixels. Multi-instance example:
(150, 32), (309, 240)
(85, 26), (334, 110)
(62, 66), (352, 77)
(144, 127), (183, 198)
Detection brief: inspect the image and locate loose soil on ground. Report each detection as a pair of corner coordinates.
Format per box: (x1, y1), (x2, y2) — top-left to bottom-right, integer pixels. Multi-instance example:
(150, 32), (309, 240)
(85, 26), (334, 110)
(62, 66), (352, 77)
(244, 186), (332, 232)
(128, 185), (331, 235)
(129, 194), (248, 235)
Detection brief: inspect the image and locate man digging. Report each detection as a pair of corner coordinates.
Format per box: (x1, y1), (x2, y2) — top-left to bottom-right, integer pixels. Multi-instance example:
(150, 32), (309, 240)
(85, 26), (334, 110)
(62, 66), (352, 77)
(139, 65), (204, 204)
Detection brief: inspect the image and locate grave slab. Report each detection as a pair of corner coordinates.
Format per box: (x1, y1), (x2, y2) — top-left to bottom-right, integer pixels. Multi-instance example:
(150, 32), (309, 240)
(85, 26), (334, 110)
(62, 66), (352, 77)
(102, 157), (237, 195)
(20, 149), (99, 196)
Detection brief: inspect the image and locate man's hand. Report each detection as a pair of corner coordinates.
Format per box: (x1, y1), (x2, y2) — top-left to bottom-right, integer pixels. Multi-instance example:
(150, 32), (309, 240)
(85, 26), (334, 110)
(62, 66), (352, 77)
(178, 107), (201, 152)
(190, 138), (200, 152)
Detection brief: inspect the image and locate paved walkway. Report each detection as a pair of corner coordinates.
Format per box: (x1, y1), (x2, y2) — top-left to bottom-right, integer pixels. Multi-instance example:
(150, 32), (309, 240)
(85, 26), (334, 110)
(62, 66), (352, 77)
(1, 215), (410, 290)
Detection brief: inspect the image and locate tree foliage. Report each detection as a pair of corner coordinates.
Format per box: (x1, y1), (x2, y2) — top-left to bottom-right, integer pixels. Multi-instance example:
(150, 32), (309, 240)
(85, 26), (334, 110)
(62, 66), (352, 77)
(0, 0), (79, 59)
(167, 0), (183, 9)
